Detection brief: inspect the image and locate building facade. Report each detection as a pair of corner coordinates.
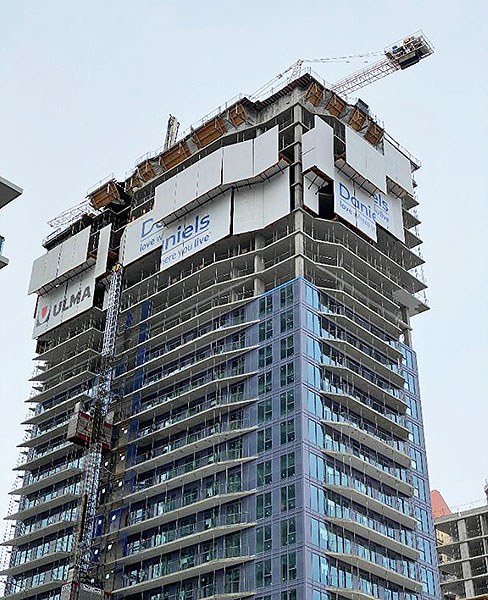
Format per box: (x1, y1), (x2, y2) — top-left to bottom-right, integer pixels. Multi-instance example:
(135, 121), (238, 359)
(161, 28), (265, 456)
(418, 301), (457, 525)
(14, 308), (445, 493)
(0, 175), (23, 269)
(3, 73), (440, 600)
(434, 492), (488, 599)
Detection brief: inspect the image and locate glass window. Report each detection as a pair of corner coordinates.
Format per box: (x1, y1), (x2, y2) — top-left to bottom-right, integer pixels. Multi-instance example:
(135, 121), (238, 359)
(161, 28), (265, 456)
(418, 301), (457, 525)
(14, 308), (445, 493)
(256, 492), (272, 519)
(258, 427), (273, 452)
(259, 296), (273, 317)
(280, 390), (295, 415)
(281, 551), (297, 581)
(257, 461), (272, 486)
(281, 592), (297, 600)
(280, 419), (295, 444)
(259, 320), (273, 342)
(281, 517), (297, 546)
(281, 484), (296, 511)
(281, 309), (294, 333)
(281, 452), (296, 479)
(281, 335), (294, 360)
(256, 524), (272, 552)
(259, 345), (273, 368)
(256, 559), (272, 587)
(280, 362), (295, 386)
(280, 285), (294, 308)
(258, 398), (273, 423)
(258, 372), (272, 395)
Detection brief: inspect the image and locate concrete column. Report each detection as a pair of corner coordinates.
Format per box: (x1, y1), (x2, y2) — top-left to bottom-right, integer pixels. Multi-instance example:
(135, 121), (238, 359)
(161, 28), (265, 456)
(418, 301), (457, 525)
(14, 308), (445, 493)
(292, 104), (303, 210)
(254, 233), (266, 295)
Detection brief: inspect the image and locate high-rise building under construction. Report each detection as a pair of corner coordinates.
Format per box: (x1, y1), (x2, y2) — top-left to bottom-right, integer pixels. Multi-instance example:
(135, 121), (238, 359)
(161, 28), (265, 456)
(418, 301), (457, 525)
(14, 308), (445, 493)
(2, 38), (441, 600)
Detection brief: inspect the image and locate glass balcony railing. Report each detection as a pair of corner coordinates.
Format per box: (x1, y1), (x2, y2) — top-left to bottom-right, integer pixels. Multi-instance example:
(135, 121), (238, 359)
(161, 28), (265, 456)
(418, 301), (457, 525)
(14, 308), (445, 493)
(125, 512), (249, 557)
(0, 235), (5, 256)
(126, 480), (242, 528)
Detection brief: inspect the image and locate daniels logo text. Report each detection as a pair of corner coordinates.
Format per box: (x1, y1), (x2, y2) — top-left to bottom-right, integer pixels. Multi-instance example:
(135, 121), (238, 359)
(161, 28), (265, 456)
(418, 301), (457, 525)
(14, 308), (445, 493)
(338, 182), (376, 221)
(36, 286), (91, 326)
(139, 213), (212, 264)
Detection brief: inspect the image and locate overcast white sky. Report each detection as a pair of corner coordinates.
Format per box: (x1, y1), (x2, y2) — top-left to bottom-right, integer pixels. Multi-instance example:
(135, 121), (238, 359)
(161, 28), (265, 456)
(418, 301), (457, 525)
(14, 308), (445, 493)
(0, 1), (486, 523)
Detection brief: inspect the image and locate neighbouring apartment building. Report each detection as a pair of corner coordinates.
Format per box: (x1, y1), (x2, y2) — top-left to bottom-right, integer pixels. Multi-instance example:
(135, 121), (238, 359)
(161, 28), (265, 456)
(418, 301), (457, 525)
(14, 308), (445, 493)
(0, 175), (22, 269)
(433, 488), (488, 600)
(2, 69), (440, 600)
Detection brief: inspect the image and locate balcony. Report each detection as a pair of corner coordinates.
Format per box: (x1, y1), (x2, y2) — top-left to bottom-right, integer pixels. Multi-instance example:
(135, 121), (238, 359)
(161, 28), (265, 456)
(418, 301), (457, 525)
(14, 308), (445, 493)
(322, 449), (413, 496)
(2, 517), (77, 547)
(0, 235), (7, 269)
(325, 482), (416, 529)
(326, 552), (421, 593)
(321, 420), (410, 468)
(114, 547), (254, 595)
(127, 343), (256, 400)
(22, 392), (91, 426)
(125, 369), (257, 426)
(129, 422), (256, 474)
(120, 485), (255, 536)
(118, 320), (257, 383)
(125, 452), (256, 503)
(10, 458), (83, 496)
(116, 513), (254, 566)
(134, 394), (255, 444)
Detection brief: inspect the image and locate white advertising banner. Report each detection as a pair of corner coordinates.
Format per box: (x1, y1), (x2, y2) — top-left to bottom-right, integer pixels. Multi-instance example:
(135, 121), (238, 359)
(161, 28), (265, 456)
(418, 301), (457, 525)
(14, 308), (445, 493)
(33, 266), (96, 338)
(374, 191), (405, 242)
(120, 209), (165, 267)
(94, 224), (112, 277)
(233, 170), (290, 235)
(345, 128), (386, 193)
(335, 171), (377, 242)
(160, 192), (231, 272)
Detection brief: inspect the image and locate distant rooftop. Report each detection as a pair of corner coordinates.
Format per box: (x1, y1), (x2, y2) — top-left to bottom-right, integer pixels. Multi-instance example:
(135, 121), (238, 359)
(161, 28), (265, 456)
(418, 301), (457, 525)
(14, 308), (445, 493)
(0, 175), (22, 210)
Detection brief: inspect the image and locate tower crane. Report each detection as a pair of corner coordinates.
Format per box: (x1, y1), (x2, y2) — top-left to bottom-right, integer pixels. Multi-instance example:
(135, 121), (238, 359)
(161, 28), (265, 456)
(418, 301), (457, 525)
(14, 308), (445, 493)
(58, 30), (433, 600)
(254, 31), (433, 99)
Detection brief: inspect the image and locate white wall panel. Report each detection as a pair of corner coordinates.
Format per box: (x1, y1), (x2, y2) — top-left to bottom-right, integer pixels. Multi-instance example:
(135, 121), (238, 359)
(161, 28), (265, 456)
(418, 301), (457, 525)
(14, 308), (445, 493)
(303, 178), (320, 214)
(345, 128), (386, 192)
(253, 126), (279, 175)
(197, 149), (223, 198)
(95, 225), (112, 277)
(384, 140), (414, 194)
(153, 175), (177, 221)
(302, 117), (335, 182)
(174, 162), (199, 213)
(223, 140), (254, 184)
(233, 170), (290, 234)
(335, 171), (377, 241)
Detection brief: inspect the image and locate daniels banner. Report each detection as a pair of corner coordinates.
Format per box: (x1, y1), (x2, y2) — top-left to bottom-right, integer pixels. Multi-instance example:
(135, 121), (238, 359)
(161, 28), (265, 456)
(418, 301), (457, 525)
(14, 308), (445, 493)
(334, 171), (377, 242)
(32, 266), (96, 338)
(160, 193), (231, 272)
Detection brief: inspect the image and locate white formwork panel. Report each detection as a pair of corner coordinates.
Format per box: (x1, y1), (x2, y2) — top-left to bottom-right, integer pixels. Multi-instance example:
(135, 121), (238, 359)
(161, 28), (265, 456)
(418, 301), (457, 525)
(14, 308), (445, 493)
(28, 254), (48, 294)
(153, 174), (178, 222)
(233, 170), (290, 235)
(174, 161), (199, 213)
(57, 226), (90, 278)
(43, 244), (62, 289)
(253, 126), (279, 176)
(303, 177), (320, 214)
(384, 140), (414, 195)
(95, 224), (112, 277)
(197, 148), (223, 199)
(345, 128), (386, 193)
(223, 139), (254, 184)
(302, 117), (335, 182)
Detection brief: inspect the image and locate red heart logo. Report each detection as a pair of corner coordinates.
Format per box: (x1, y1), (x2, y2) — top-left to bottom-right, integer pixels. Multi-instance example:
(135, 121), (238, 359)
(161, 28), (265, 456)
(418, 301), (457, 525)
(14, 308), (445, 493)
(41, 306), (48, 319)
